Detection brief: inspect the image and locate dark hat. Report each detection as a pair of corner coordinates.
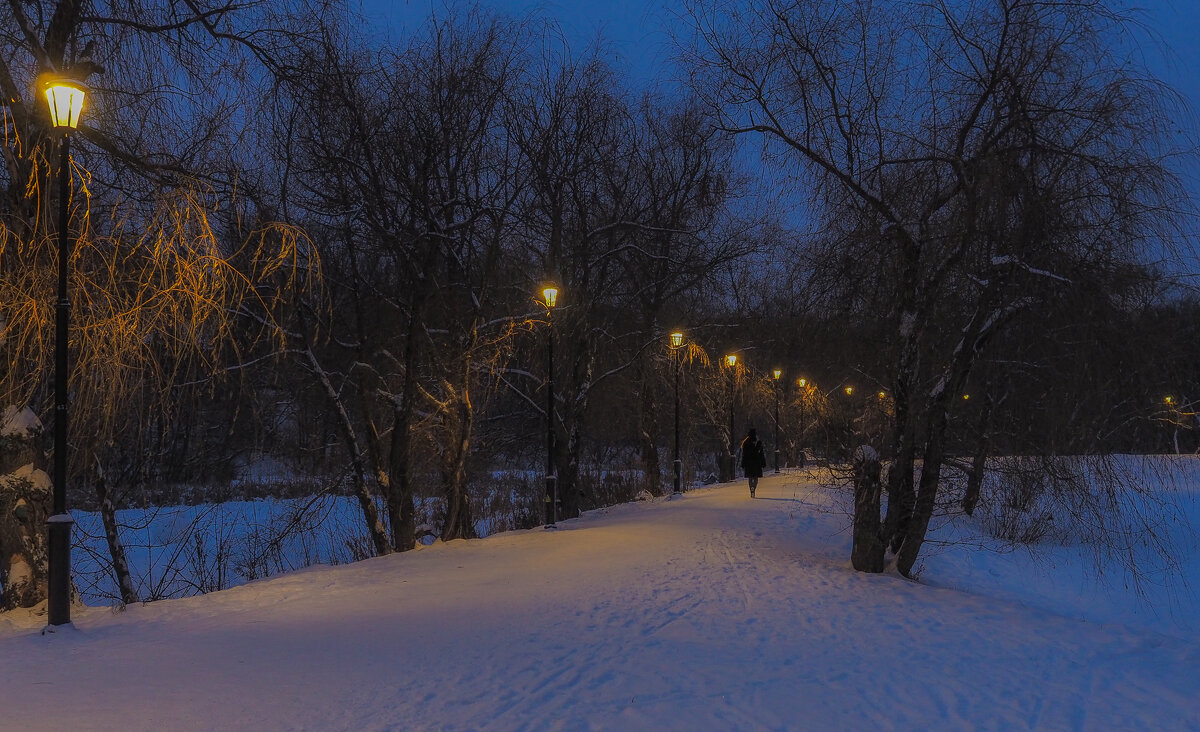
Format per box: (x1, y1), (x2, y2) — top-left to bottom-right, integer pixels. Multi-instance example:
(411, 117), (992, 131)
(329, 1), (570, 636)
(748, 428), (757, 438)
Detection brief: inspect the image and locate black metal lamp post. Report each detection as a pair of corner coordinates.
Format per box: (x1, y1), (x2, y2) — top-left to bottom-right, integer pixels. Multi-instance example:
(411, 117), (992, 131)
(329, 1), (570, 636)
(772, 368), (782, 473)
(543, 284), (559, 528)
(724, 354), (737, 481)
(44, 76), (87, 628)
(796, 377), (807, 465)
(670, 331), (684, 494)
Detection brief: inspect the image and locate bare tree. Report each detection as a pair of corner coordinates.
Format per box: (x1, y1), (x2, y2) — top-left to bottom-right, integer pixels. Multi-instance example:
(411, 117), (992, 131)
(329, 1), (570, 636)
(687, 0), (1188, 576)
(280, 9), (531, 547)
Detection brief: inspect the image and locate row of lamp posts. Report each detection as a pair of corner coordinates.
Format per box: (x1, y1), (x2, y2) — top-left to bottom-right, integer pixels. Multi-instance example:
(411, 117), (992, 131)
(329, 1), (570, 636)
(538, 297), (810, 505)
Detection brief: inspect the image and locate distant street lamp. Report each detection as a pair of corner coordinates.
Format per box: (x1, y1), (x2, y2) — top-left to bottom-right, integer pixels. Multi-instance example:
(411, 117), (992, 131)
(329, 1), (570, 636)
(772, 369), (782, 473)
(670, 331), (685, 494)
(724, 354), (737, 482)
(797, 377), (808, 467)
(542, 284), (558, 528)
(44, 75), (87, 628)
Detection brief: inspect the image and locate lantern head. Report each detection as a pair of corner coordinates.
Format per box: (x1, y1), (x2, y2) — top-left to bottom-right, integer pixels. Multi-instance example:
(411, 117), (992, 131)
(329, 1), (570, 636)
(42, 77), (87, 129)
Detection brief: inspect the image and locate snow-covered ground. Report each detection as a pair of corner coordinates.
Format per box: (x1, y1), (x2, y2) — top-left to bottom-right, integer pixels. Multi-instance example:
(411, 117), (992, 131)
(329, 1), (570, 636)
(2, 470), (1198, 731)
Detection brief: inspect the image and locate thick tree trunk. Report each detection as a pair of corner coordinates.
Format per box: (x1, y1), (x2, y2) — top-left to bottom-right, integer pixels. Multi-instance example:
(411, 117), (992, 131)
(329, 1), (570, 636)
(882, 376), (916, 554)
(559, 422), (583, 519)
(388, 402), (418, 552)
(882, 228), (922, 554)
(962, 395), (994, 517)
(558, 342), (593, 519)
(635, 358), (663, 496)
(850, 446), (885, 572)
(896, 404), (952, 577)
(388, 297), (425, 552)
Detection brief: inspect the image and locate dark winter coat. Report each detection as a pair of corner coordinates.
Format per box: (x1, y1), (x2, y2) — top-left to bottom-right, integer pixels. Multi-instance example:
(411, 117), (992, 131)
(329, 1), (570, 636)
(739, 436), (766, 478)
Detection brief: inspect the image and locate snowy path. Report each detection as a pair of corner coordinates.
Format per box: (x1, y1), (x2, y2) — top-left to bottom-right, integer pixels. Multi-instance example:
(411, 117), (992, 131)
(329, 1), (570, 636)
(2, 473), (1199, 730)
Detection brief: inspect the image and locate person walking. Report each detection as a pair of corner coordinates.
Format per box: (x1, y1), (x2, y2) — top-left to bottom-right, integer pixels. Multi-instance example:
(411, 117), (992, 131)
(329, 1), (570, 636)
(740, 428), (767, 498)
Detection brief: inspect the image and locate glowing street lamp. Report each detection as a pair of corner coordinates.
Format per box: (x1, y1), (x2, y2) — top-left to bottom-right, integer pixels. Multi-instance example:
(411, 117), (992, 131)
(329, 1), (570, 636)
(724, 354), (737, 482)
(543, 283), (559, 527)
(44, 78), (87, 130)
(845, 386), (854, 396)
(670, 331), (685, 494)
(43, 75), (87, 628)
(772, 369), (782, 473)
(796, 377), (809, 467)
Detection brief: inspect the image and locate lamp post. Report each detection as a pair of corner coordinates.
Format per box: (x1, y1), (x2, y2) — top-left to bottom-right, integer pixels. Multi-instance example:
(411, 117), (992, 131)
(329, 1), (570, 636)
(1164, 396), (1178, 454)
(44, 76), (86, 628)
(724, 354), (737, 482)
(772, 369), (782, 473)
(670, 331), (684, 494)
(543, 284), (558, 528)
(796, 378), (808, 468)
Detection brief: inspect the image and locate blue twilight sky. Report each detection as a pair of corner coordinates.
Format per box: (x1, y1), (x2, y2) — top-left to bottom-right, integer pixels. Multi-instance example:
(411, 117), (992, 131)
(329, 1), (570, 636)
(353, 0), (1200, 272)
(354, 1), (1200, 104)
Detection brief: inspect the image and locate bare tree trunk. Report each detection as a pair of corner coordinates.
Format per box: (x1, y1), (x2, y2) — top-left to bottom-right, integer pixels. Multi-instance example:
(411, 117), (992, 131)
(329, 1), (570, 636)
(851, 446), (885, 572)
(93, 469), (137, 605)
(558, 343), (594, 519)
(896, 399), (954, 577)
(440, 382), (476, 541)
(559, 422), (583, 519)
(388, 301), (424, 552)
(882, 408), (916, 554)
(962, 395), (994, 516)
(305, 348), (391, 557)
(635, 357), (663, 496)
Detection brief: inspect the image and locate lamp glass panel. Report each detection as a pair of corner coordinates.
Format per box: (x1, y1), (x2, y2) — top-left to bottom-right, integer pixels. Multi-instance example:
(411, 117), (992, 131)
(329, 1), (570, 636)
(45, 83), (85, 128)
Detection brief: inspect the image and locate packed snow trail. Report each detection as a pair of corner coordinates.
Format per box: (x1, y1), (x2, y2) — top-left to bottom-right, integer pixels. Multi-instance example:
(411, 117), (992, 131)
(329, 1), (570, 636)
(1, 473), (1198, 730)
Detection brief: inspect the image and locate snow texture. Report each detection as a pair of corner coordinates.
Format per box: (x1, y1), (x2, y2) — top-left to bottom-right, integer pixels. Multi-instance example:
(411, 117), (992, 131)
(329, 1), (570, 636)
(0, 406), (41, 438)
(1, 472), (1198, 731)
(4, 463), (50, 491)
(853, 444), (879, 462)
